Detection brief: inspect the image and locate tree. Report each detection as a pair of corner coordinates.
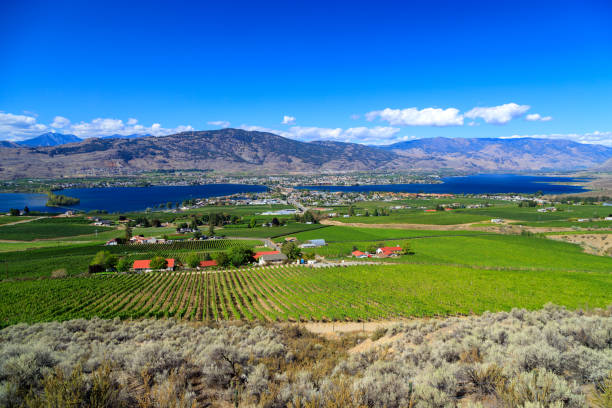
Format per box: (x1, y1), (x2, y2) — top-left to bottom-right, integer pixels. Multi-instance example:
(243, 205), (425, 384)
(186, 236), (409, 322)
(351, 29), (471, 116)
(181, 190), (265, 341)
(23, 206), (29, 214)
(348, 206), (355, 216)
(272, 217), (280, 227)
(186, 253), (200, 268)
(281, 242), (302, 261)
(228, 247), (254, 267)
(248, 218), (257, 228)
(9, 208), (20, 216)
(117, 257), (131, 272)
(208, 222), (215, 236)
(215, 252), (230, 268)
(149, 256), (167, 270)
(125, 225), (133, 241)
(151, 219), (161, 228)
(400, 242), (415, 255)
(91, 251), (118, 271)
(193, 230), (202, 239)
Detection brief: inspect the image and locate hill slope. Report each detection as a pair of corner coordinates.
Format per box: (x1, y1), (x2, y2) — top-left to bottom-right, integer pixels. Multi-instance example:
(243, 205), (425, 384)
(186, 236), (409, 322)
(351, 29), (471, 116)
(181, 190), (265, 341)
(381, 137), (612, 172)
(0, 130), (610, 179)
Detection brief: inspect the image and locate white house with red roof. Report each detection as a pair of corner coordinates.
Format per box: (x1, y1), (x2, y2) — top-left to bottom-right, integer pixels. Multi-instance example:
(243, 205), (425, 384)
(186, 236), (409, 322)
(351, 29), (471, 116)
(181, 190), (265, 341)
(376, 246), (402, 257)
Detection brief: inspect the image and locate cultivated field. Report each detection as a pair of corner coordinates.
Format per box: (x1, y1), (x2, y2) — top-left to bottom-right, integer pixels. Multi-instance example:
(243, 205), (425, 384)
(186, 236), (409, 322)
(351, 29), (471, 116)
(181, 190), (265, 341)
(2, 263), (611, 328)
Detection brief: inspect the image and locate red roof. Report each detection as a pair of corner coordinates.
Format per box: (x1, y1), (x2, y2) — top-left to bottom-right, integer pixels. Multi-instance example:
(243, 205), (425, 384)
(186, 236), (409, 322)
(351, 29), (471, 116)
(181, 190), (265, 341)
(254, 250), (280, 260)
(380, 246), (401, 252)
(352, 250), (366, 256)
(199, 260), (218, 267)
(132, 258), (175, 269)
(425, 209), (437, 212)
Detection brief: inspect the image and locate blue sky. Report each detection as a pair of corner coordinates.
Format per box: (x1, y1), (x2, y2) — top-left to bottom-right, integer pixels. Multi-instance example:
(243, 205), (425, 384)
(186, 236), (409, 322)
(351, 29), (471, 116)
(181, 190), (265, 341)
(1, 0), (611, 145)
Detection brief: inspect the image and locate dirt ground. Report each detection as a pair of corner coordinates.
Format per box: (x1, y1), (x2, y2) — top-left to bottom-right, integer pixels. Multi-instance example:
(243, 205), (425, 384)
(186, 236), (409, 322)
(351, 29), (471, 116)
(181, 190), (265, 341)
(548, 233), (612, 256)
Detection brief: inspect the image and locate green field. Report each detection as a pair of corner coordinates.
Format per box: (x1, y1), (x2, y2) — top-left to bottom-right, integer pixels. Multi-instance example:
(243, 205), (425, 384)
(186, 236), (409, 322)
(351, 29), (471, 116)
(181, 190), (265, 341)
(0, 239), (261, 279)
(336, 211), (490, 225)
(333, 203), (612, 226)
(0, 216), (37, 225)
(276, 225), (488, 243)
(0, 217), (113, 240)
(302, 233), (612, 272)
(1, 263), (611, 327)
(219, 222), (325, 238)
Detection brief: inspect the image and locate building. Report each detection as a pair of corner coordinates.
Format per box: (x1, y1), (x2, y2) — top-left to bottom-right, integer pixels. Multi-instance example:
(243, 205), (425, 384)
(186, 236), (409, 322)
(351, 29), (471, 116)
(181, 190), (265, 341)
(300, 239), (326, 248)
(376, 246), (402, 257)
(198, 260), (218, 268)
(132, 258), (177, 272)
(259, 253), (288, 266)
(491, 219), (504, 224)
(351, 250), (369, 258)
(104, 238), (119, 246)
(254, 250), (280, 260)
(284, 237), (298, 242)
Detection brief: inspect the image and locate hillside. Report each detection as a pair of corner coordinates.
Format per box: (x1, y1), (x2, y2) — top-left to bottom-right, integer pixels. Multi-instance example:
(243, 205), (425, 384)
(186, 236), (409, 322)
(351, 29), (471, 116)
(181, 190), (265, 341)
(0, 130), (611, 179)
(381, 137), (612, 172)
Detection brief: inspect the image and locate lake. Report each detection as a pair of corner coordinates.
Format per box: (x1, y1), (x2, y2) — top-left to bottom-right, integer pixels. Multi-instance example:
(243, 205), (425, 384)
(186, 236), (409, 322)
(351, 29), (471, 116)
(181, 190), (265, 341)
(0, 184), (268, 213)
(297, 174), (589, 195)
(0, 175), (589, 214)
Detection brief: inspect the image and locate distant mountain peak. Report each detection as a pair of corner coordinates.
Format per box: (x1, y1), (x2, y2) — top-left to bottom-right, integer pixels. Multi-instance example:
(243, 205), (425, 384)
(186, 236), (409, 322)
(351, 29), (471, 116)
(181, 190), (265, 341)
(16, 132), (81, 147)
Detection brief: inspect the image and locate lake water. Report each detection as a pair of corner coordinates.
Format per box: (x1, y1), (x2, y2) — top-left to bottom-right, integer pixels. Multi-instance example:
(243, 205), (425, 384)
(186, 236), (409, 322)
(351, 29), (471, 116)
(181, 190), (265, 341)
(0, 175), (588, 213)
(298, 174), (589, 195)
(0, 184), (268, 213)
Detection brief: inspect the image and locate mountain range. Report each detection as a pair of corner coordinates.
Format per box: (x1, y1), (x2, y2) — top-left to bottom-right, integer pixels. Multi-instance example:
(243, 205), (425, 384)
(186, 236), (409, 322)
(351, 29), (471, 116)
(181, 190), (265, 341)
(0, 129), (610, 179)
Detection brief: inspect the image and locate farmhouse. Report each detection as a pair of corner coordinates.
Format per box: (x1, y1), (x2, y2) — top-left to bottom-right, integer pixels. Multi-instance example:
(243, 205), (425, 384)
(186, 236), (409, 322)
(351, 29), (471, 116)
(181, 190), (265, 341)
(254, 250), (280, 260)
(132, 258), (177, 272)
(376, 246), (402, 258)
(104, 238), (119, 246)
(351, 250), (370, 258)
(259, 253), (288, 265)
(198, 260), (218, 268)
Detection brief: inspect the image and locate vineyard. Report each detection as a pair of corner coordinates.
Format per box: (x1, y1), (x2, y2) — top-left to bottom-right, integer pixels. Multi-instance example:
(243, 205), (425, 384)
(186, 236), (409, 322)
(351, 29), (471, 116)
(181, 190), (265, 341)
(1, 263), (611, 327)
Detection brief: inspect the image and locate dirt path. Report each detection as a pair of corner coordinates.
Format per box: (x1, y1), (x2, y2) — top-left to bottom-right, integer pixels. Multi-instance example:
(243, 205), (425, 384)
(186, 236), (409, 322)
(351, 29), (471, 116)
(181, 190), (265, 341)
(0, 216), (45, 227)
(320, 218), (606, 235)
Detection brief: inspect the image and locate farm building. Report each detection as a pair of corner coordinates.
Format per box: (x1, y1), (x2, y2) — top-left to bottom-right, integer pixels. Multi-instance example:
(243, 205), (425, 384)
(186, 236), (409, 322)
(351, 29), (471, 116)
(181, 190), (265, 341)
(259, 253), (288, 265)
(253, 250), (280, 260)
(351, 250), (370, 258)
(105, 238), (119, 246)
(132, 258), (177, 272)
(376, 246), (402, 257)
(198, 260), (218, 268)
(300, 239), (326, 248)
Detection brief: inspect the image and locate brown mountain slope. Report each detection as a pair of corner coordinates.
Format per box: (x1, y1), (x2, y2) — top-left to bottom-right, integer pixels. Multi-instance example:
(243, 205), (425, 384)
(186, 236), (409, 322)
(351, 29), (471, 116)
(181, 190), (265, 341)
(0, 130), (611, 179)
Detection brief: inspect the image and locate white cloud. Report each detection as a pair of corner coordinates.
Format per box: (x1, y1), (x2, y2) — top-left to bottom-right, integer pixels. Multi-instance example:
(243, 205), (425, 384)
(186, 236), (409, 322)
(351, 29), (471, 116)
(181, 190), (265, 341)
(50, 116), (71, 129)
(0, 111), (47, 140)
(525, 113), (552, 122)
(501, 130), (612, 146)
(207, 120), (231, 128)
(465, 103), (530, 124)
(239, 124), (402, 144)
(281, 115), (296, 125)
(365, 107), (464, 126)
(0, 111), (194, 141)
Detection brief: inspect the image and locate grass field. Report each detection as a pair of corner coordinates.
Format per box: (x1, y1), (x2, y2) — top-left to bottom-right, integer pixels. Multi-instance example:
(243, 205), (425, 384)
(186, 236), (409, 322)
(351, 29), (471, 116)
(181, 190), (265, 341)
(0, 216), (37, 225)
(275, 225), (488, 243)
(1, 263), (610, 327)
(219, 222), (326, 238)
(334, 203), (612, 226)
(303, 233), (612, 272)
(0, 218), (113, 240)
(336, 211), (490, 225)
(0, 239), (261, 279)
